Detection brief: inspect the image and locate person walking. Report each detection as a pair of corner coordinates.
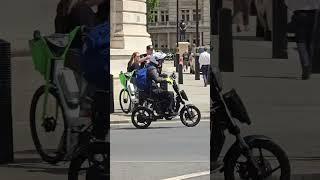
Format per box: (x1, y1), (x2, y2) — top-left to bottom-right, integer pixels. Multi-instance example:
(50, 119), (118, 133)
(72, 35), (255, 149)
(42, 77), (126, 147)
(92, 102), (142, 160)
(183, 51), (189, 72)
(286, 0), (320, 80)
(199, 47), (210, 87)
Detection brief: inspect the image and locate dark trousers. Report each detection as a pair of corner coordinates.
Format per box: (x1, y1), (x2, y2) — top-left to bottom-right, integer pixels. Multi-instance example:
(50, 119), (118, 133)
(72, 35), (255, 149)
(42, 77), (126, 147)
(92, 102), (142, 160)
(180, 32), (186, 42)
(152, 88), (175, 112)
(292, 10), (316, 69)
(201, 65), (209, 85)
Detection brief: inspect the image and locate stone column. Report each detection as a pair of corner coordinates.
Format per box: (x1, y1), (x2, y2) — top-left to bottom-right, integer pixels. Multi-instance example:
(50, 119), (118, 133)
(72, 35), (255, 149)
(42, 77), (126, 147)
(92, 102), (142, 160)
(202, 0), (211, 46)
(111, 0), (151, 52)
(169, 0), (177, 22)
(110, 0), (152, 74)
(157, 34), (161, 48)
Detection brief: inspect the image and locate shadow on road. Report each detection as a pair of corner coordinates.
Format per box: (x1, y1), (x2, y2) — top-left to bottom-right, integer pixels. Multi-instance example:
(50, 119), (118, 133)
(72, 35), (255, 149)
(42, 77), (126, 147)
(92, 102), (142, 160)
(241, 75), (300, 80)
(112, 126), (186, 131)
(111, 112), (131, 117)
(0, 157), (68, 176)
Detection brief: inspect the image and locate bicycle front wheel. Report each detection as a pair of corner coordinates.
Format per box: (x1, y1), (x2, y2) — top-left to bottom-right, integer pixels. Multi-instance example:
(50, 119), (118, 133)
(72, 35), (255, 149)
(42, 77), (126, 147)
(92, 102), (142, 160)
(30, 85), (66, 164)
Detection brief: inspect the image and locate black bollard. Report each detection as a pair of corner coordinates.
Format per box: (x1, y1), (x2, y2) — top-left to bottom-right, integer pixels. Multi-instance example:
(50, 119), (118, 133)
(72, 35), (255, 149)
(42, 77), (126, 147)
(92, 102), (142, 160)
(178, 63), (183, 84)
(176, 54), (179, 72)
(219, 8), (234, 72)
(272, 0), (288, 59)
(0, 40), (13, 164)
(110, 74), (114, 113)
(195, 50), (201, 80)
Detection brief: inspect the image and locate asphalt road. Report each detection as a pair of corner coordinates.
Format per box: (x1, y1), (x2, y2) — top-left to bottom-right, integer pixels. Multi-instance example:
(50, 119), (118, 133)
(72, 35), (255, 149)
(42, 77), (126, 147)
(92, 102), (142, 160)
(110, 120), (210, 180)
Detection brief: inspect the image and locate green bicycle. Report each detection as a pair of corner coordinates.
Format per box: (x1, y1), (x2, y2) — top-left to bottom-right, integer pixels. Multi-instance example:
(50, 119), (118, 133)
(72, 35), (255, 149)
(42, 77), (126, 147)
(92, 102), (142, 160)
(29, 26), (109, 179)
(119, 70), (138, 113)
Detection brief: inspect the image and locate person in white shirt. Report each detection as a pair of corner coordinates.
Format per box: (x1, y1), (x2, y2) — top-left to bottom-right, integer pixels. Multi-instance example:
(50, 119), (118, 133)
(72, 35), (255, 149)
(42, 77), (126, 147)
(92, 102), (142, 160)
(199, 47), (211, 87)
(285, 0), (320, 80)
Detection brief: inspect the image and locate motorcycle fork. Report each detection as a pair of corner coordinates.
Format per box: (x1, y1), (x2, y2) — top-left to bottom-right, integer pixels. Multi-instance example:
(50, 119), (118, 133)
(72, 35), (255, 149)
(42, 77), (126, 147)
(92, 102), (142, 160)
(236, 133), (263, 179)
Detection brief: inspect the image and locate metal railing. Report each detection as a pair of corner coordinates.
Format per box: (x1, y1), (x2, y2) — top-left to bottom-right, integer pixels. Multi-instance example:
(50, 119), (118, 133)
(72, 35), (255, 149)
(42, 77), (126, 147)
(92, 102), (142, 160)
(148, 21), (204, 28)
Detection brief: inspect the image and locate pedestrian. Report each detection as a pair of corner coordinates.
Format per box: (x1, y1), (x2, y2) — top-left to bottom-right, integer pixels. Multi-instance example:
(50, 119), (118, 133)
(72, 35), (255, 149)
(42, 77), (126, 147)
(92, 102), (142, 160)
(183, 51), (189, 72)
(285, 0), (320, 80)
(199, 47), (210, 87)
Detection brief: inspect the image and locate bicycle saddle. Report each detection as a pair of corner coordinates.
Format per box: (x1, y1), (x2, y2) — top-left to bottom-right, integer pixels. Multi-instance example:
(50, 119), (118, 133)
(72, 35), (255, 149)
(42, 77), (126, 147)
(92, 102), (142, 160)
(44, 33), (70, 57)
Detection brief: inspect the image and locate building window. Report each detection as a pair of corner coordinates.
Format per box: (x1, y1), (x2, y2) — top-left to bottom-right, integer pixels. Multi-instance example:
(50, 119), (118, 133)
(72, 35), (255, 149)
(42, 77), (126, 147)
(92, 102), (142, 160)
(166, 10), (169, 21)
(193, 9), (201, 21)
(161, 11), (165, 22)
(160, 10), (169, 22)
(181, 9), (190, 21)
(150, 10), (158, 22)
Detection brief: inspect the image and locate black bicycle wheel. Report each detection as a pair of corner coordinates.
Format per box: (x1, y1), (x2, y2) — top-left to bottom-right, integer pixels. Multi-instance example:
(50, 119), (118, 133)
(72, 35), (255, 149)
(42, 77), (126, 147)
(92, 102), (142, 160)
(119, 89), (131, 114)
(224, 139), (291, 180)
(30, 85), (66, 164)
(68, 142), (109, 180)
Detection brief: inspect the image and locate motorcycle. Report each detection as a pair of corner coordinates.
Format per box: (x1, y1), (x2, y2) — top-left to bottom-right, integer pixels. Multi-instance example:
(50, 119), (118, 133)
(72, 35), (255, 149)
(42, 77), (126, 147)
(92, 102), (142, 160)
(209, 65), (291, 179)
(131, 72), (201, 129)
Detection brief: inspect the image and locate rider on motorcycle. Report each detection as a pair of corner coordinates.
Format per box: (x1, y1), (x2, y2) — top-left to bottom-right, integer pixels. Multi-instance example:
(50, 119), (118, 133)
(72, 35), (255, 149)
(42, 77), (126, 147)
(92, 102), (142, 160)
(145, 54), (177, 116)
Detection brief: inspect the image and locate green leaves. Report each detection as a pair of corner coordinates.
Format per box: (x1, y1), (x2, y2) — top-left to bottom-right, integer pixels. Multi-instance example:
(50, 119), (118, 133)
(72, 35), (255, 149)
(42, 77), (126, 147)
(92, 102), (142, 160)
(146, 0), (160, 22)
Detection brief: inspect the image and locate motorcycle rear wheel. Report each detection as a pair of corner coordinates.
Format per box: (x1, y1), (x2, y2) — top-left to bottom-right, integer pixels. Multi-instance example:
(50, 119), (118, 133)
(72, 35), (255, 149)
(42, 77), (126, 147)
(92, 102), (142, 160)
(131, 107), (153, 129)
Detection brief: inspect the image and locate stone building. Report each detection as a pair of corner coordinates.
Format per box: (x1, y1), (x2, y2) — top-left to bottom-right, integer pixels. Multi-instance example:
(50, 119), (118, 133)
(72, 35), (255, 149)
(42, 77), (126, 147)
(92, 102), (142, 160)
(147, 0), (210, 51)
(110, 0), (152, 73)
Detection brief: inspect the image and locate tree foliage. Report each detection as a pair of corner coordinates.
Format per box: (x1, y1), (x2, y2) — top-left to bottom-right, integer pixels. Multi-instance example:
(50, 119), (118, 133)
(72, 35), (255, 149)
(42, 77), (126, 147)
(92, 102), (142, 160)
(146, 0), (160, 22)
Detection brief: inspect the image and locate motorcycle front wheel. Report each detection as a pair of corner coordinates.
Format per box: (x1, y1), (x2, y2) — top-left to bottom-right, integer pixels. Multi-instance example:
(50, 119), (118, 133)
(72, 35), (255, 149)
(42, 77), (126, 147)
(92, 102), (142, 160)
(180, 105), (201, 127)
(224, 139), (290, 180)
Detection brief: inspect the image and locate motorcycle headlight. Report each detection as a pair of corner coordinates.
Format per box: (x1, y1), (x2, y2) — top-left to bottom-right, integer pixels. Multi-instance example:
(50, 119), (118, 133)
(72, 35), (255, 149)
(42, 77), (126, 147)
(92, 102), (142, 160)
(223, 89), (251, 125)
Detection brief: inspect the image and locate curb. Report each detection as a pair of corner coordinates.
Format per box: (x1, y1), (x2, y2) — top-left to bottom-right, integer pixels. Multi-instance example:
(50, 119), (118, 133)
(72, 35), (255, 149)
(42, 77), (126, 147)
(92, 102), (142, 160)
(212, 174), (320, 180)
(110, 115), (210, 125)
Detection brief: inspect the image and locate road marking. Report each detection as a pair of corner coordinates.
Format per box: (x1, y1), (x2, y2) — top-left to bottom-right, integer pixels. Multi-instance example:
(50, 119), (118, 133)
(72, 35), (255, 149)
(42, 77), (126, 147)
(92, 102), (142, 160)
(161, 171), (210, 180)
(111, 119), (210, 127)
(111, 161), (208, 163)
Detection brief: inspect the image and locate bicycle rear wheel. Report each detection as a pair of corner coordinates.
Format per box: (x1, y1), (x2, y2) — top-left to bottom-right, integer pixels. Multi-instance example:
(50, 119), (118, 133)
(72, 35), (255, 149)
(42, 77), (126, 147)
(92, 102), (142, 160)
(30, 85), (66, 164)
(119, 89), (132, 114)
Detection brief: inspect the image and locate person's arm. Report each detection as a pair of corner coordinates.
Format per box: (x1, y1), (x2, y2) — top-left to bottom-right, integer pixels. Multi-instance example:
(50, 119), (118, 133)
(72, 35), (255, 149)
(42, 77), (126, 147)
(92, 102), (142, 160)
(139, 56), (149, 63)
(149, 67), (166, 83)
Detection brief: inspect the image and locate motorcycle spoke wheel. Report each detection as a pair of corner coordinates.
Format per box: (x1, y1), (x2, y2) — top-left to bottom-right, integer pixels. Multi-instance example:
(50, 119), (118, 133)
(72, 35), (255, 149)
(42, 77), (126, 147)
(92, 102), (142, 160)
(224, 140), (290, 180)
(180, 105), (201, 127)
(131, 108), (152, 129)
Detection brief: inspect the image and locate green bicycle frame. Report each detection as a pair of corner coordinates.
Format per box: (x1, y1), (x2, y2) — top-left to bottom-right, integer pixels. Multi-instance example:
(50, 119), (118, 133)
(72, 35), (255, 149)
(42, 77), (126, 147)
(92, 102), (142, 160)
(119, 70), (135, 90)
(29, 27), (81, 123)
